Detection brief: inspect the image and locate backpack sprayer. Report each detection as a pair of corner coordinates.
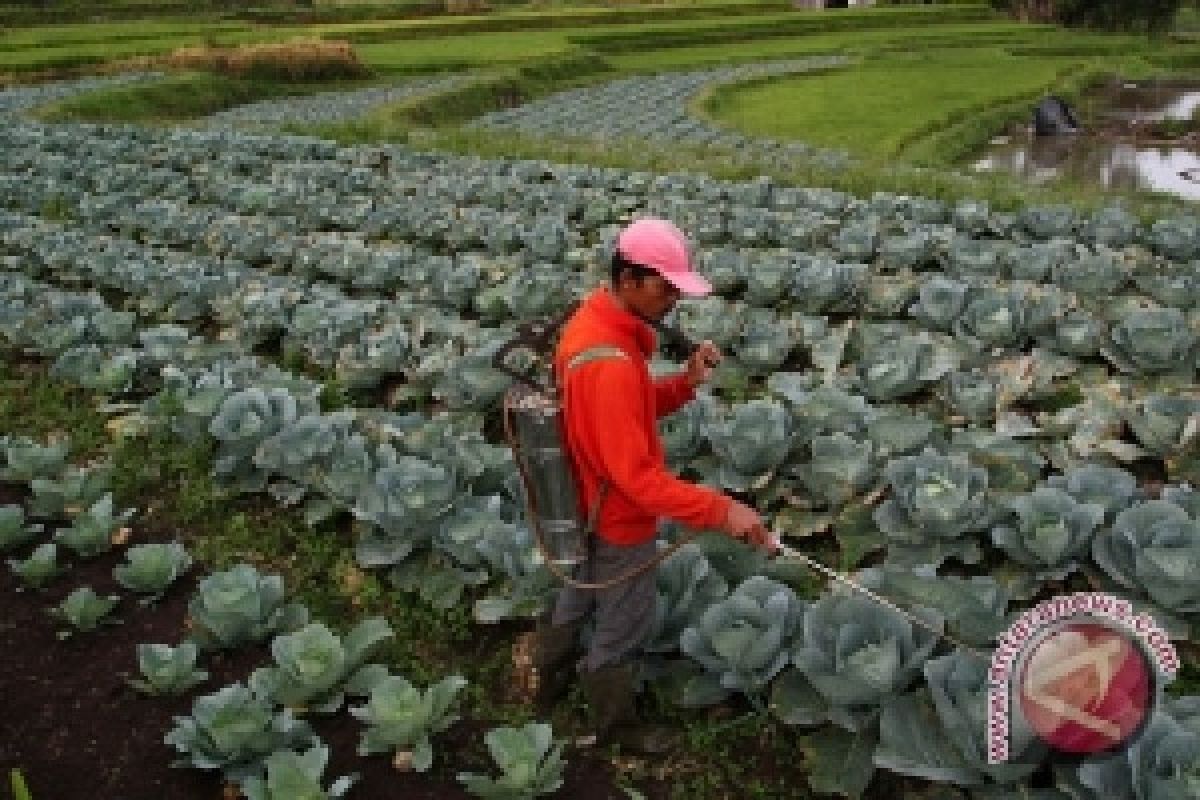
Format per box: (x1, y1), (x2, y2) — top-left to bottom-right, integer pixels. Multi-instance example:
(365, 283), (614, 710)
(493, 301), (989, 657)
(494, 302), (714, 590)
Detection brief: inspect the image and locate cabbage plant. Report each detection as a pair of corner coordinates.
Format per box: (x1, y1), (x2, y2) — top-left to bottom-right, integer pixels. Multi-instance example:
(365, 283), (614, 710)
(953, 285), (1059, 350)
(187, 564), (309, 650)
(791, 256), (866, 313)
(941, 370), (997, 424)
(7, 542), (60, 589)
(352, 456), (456, 568)
(990, 487), (1105, 589)
(733, 309), (794, 374)
(1021, 205), (1076, 239)
(165, 683), (317, 782)
(54, 493), (132, 559)
(114, 541), (192, 603)
(857, 332), (960, 402)
(27, 462), (111, 519)
(1135, 266), (1200, 311)
(1092, 500), (1200, 614)
(0, 505), (41, 551)
(457, 723), (565, 800)
(1124, 393), (1200, 456)
(49, 586), (119, 636)
(239, 744), (356, 800)
(1052, 250), (1128, 298)
(944, 236), (1002, 277)
(679, 576), (803, 706)
(130, 642), (209, 695)
(1102, 308), (1197, 376)
(909, 277), (967, 331)
(798, 432), (875, 509)
(1083, 206), (1137, 248)
(1148, 216), (1200, 261)
(350, 673), (467, 770)
(864, 272), (920, 316)
(250, 619), (393, 714)
(0, 436), (68, 482)
(660, 392), (713, 466)
(1071, 712), (1200, 799)
(875, 650), (1043, 787)
(643, 542), (729, 655)
(1044, 464), (1139, 521)
(744, 254), (792, 306)
(778, 591), (940, 732)
(672, 295), (742, 348)
(209, 388), (317, 492)
(1053, 311), (1104, 357)
(769, 380), (870, 441)
(704, 399), (793, 491)
(865, 407), (937, 460)
(874, 450), (991, 567)
(473, 522), (557, 623)
(880, 230), (934, 270)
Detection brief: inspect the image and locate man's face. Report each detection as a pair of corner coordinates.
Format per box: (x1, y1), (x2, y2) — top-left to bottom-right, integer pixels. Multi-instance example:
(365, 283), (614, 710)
(617, 271), (681, 322)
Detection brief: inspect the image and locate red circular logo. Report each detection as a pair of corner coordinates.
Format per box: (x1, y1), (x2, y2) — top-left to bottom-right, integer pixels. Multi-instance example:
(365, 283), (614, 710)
(1016, 622), (1153, 755)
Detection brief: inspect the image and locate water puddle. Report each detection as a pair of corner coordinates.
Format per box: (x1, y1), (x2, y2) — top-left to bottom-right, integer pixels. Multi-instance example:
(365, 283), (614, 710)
(970, 81), (1200, 200)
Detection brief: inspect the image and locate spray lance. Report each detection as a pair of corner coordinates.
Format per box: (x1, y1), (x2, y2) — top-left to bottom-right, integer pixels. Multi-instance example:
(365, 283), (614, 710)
(494, 301), (988, 659)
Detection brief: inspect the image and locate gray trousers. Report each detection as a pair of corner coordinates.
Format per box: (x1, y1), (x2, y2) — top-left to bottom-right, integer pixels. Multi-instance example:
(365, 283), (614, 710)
(551, 536), (657, 673)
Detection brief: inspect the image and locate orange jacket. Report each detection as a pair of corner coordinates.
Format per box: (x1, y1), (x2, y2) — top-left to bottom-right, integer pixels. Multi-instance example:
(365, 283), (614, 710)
(554, 287), (731, 546)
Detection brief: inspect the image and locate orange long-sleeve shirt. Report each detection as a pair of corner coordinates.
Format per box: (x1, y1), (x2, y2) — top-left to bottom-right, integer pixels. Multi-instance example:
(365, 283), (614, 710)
(553, 287), (731, 546)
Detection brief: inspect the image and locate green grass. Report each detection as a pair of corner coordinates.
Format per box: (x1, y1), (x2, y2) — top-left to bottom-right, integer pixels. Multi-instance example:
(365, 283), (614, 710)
(36, 71), (380, 124)
(703, 47), (1093, 161)
(610, 21), (1055, 71)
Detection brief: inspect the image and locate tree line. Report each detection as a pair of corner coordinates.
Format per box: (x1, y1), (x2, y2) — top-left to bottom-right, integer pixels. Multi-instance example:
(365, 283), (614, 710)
(990, 0), (1183, 32)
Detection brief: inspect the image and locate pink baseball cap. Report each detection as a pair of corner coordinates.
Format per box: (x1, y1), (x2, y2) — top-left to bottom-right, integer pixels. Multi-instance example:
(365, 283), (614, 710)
(616, 218), (712, 296)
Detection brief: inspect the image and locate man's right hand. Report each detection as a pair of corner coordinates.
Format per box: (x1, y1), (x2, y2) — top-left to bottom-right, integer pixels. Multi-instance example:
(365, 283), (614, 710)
(724, 500), (776, 553)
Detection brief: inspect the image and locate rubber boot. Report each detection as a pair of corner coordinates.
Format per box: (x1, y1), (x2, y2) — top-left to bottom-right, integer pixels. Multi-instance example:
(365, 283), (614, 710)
(580, 662), (677, 756)
(531, 616), (584, 712)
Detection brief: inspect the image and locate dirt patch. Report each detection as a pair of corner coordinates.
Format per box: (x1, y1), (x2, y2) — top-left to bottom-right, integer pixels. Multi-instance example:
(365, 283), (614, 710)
(0, 529), (639, 799)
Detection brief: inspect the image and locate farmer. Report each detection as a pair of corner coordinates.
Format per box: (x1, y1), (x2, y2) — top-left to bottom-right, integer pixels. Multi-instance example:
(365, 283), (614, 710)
(533, 217), (774, 753)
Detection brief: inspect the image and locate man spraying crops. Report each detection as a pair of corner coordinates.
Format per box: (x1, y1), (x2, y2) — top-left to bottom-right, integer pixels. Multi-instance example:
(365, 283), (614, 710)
(532, 217), (775, 754)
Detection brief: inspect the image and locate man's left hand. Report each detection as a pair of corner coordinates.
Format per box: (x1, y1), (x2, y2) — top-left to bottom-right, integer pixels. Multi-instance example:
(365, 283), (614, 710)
(685, 340), (722, 387)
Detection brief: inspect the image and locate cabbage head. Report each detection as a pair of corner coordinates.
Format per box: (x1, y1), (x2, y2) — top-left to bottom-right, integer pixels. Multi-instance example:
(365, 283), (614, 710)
(1044, 464), (1139, 522)
(679, 576), (804, 706)
(1124, 393), (1200, 456)
(857, 332), (960, 402)
(187, 564), (309, 650)
(782, 592), (940, 731)
(798, 432), (875, 509)
(1102, 308), (1197, 376)
(704, 399), (793, 491)
(874, 449), (991, 567)
(909, 277), (967, 332)
(239, 744), (356, 800)
(352, 456), (456, 567)
(249, 618), (393, 714)
(991, 487), (1105, 584)
(164, 683), (317, 782)
(1092, 500), (1200, 614)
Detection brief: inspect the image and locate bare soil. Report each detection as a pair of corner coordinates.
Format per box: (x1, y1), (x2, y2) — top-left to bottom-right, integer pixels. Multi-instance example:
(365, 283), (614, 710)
(0, 489), (634, 800)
